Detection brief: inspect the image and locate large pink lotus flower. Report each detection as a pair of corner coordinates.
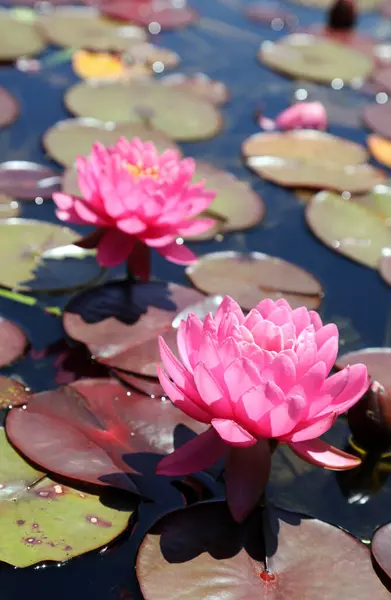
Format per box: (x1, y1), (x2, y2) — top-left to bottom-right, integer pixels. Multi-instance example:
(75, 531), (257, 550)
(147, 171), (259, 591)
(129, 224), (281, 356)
(156, 296), (369, 522)
(53, 138), (216, 280)
(259, 101), (327, 131)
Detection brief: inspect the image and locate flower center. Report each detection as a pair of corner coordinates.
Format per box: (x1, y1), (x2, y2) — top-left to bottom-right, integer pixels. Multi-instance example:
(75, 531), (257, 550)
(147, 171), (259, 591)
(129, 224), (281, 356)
(126, 160), (160, 179)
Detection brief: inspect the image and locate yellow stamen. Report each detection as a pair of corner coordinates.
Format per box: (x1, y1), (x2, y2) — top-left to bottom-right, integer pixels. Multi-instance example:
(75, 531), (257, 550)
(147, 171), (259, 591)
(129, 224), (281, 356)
(125, 161), (160, 179)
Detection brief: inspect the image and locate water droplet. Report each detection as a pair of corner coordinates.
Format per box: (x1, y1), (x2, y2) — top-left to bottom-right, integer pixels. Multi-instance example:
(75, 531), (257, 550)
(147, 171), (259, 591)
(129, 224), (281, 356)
(342, 191), (351, 200)
(331, 78), (344, 90)
(295, 88), (308, 100)
(35, 197), (44, 205)
(54, 485), (63, 494)
(259, 570), (276, 582)
(376, 92), (388, 104)
(152, 61), (164, 74)
(149, 21), (161, 34)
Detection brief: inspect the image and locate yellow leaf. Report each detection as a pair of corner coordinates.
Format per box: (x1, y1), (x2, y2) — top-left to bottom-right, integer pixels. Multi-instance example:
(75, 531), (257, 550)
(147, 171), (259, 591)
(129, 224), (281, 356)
(367, 134), (391, 169)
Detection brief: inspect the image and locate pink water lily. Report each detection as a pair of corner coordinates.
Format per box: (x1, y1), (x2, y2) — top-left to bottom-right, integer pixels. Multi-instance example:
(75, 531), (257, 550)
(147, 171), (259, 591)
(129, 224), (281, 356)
(259, 101), (328, 131)
(156, 296), (368, 522)
(53, 138), (216, 280)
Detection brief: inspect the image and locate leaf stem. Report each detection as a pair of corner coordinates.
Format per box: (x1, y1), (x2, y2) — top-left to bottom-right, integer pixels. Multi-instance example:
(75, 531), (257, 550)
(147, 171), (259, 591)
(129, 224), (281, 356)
(0, 288), (62, 317)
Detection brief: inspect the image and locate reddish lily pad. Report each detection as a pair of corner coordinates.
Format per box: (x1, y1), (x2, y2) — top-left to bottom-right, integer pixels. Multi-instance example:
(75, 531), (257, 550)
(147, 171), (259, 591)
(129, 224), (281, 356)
(0, 194), (20, 218)
(243, 130), (381, 193)
(99, 0), (199, 30)
(65, 80), (223, 142)
(0, 376), (29, 409)
(0, 427), (132, 567)
(0, 87), (19, 128)
(337, 348), (391, 390)
(0, 11), (46, 61)
(370, 66), (391, 94)
(6, 378), (207, 495)
(136, 501), (389, 600)
(259, 34), (373, 85)
(372, 523), (391, 582)
(43, 118), (180, 168)
(306, 190), (391, 268)
(380, 249), (391, 286)
(38, 7), (147, 51)
(363, 104), (391, 141)
(0, 317), (28, 368)
(0, 161), (60, 200)
(160, 73), (230, 106)
(186, 251), (323, 312)
(288, 0), (382, 12)
(114, 370), (165, 399)
(63, 279), (204, 377)
(0, 218), (102, 292)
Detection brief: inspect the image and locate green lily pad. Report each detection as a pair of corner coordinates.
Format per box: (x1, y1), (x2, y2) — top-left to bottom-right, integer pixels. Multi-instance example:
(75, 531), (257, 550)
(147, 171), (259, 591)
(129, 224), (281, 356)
(38, 6), (147, 52)
(305, 190), (391, 268)
(160, 73), (230, 106)
(65, 80), (223, 142)
(259, 34), (373, 85)
(0, 428), (132, 567)
(0, 194), (19, 218)
(0, 218), (103, 293)
(43, 118), (181, 168)
(0, 10), (46, 61)
(288, 0), (382, 11)
(243, 130), (382, 193)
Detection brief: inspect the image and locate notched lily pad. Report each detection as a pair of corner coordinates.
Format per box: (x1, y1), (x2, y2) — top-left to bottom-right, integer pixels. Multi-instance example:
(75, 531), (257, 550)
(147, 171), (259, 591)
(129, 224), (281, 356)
(306, 190), (391, 268)
(0, 87), (19, 128)
(0, 427), (132, 567)
(136, 501), (388, 600)
(65, 80), (223, 142)
(99, 0), (199, 30)
(38, 7), (147, 52)
(160, 73), (230, 106)
(0, 162), (60, 200)
(0, 376), (29, 409)
(0, 317), (28, 368)
(186, 251), (323, 312)
(260, 34), (373, 85)
(0, 218), (102, 292)
(363, 104), (391, 141)
(337, 348), (391, 390)
(243, 130), (380, 193)
(0, 11), (46, 61)
(44, 118), (180, 168)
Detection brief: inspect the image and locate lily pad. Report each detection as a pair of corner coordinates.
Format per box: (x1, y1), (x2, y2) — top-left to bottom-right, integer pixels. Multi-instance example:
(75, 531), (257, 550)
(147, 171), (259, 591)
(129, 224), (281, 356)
(380, 249), (391, 286)
(6, 378), (207, 495)
(0, 162), (61, 200)
(136, 501), (389, 600)
(65, 80), (223, 142)
(337, 348), (391, 390)
(0, 87), (19, 128)
(243, 130), (381, 193)
(99, 0), (199, 30)
(0, 376), (29, 409)
(0, 194), (20, 218)
(71, 48), (151, 82)
(306, 190), (391, 268)
(43, 118), (181, 168)
(371, 66), (391, 94)
(259, 34), (373, 85)
(122, 42), (180, 71)
(0, 218), (103, 293)
(113, 369), (165, 399)
(372, 523), (391, 582)
(244, 3), (298, 29)
(363, 104), (391, 141)
(0, 11), (46, 61)
(287, 0), (382, 12)
(63, 279), (204, 377)
(368, 135), (391, 168)
(186, 251), (323, 312)
(0, 317), (28, 367)
(0, 427), (132, 567)
(160, 73), (230, 106)
(38, 7), (147, 52)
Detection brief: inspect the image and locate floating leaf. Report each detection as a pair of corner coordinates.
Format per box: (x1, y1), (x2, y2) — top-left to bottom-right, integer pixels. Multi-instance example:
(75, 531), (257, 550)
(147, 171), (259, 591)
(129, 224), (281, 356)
(287, 0), (382, 12)
(38, 6), (147, 51)
(244, 3), (298, 29)
(243, 130), (381, 193)
(136, 501), (388, 600)
(0, 427), (132, 567)
(0, 87), (19, 128)
(306, 190), (391, 268)
(99, 0), (199, 30)
(363, 104), (391, 141)
(260, 34), (373, 84)
(380, 249), (391, 286)
(0, 376), (29, 409)
(337, 348), (391, 390)
(122, 43), (180, 71)
(113, 370), (165, 399)
(0, 317), (28, 367)
(372, 523), (391, 582)
(0, 194), (19, 218)
(186, 251), (323, 312)
(65, 80), (223, 142)
(368, 135), (391, 168)
(6, 378), (207, 495)
(72, 49), (133, 81)
(63, 279), (204, 377)
(44, 118), (180, 168)
(0, 161), (60, 200)
(160, 73), (230, 106)
(0, 11), (46, 61)
(0, 218), (102, 292)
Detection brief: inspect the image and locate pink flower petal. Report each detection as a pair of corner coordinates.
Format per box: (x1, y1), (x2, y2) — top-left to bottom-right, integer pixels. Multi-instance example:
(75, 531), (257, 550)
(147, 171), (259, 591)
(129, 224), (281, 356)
(283, 412), (336, 442)
(159, 337), (200, 402)
(224, 357), (262, 403)
(211, 418), (257, 447)
(53, 192), (75, 211)
(157, 241), (197, 265)
(183, 313), (204, 371)
(215, 296), (245, 328)
(324, 364), (369, 415)
(225, 440), (271, 523)
(267, 396), (304, 438)
(316, 336), (338, 374)
(74, 198), (111, 226)
(157, 365), (211, 423)
(117, 216), (147, 235)
(288, 438), (361, 470)
(156, 427), (227, 476)
(177, 218), (216, 236)
(194, 362), (232, 418)
(96, 229), (135, 267)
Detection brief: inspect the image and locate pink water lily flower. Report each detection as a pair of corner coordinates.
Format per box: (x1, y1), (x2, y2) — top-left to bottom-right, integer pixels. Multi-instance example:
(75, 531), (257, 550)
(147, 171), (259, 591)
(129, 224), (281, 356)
(259, 101), (327, 131)
(53, 138), (216, 280)
(156, 297), (368, 522)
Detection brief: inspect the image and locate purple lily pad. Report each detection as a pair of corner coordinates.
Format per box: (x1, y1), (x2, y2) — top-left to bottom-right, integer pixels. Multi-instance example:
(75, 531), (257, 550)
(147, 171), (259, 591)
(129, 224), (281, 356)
(244, 3), (298, 30)
(363, 104), (391, 141)
(0, 87), (19, 128)
(0, 162), (60, 200)
(372, 523), (391, 583)
(0, 317), (28, 368)
(99, 0), (199, 31)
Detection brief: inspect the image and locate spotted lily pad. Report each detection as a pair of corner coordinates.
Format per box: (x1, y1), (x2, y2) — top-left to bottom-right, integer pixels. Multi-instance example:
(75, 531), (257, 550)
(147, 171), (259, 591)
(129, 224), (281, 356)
(38, 7), (147, 52)
(0, 427), (132, 567)
(65, 80), (223, 142)
(186, 251), (323, 312)
(363, 104), (391, 141)
(0, 377), (29, 409)
(243, 130), (381, 193)
(0, 11), (46, 61)
(0, 162), (60, 200)
(260, 34), (373, 85)
(99, 0), (199, 30)
(136, 501), (389, 600)
(306, 190), (391, 268)
(0, 317), (28, 367)
(0, 219), (103, 292)
(0, 87), (19, 128)
(337, 348), (391, 390)
(160, 73), (230, 106)
(43, 118), (180, 168)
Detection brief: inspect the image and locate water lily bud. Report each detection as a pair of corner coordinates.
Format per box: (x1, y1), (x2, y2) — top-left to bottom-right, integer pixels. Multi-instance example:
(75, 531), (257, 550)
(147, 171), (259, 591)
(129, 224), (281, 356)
(327, 0), (357, 31)
(348, 380), (391, 454)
